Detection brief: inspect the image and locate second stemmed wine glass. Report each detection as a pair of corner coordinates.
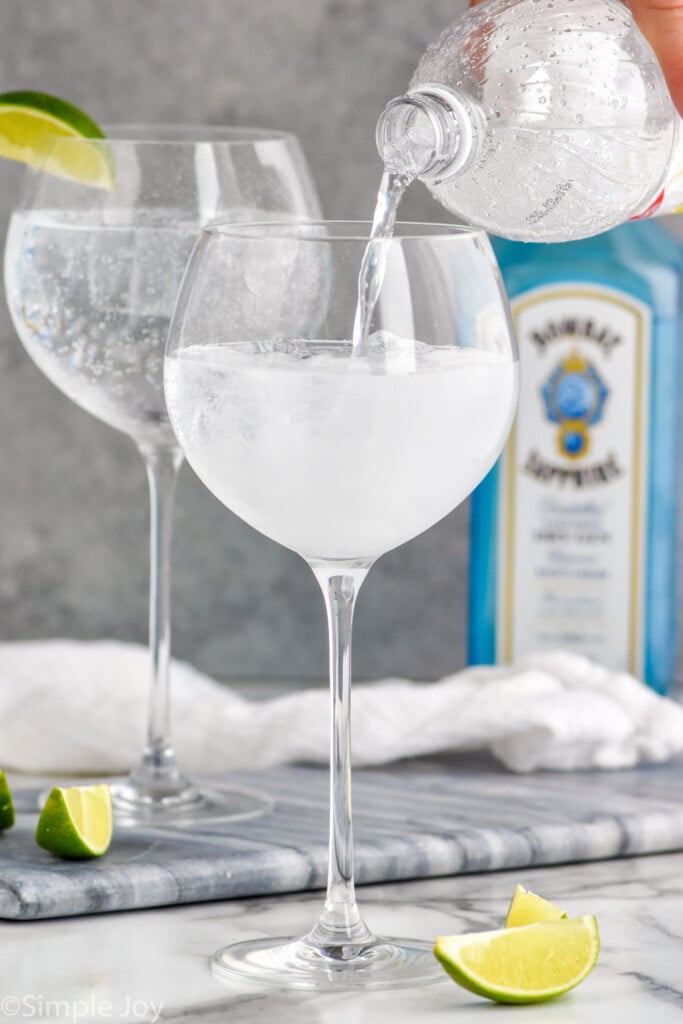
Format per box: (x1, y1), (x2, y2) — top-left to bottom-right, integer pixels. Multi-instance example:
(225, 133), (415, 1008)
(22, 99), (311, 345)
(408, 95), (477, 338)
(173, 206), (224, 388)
(3, 126), (321, 825)
(165, 221), (519, 987)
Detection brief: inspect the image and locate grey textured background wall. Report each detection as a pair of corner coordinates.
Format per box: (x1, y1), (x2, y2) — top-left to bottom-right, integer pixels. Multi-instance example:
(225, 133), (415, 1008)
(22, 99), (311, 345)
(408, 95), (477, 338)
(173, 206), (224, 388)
(0, 0), (475, 682)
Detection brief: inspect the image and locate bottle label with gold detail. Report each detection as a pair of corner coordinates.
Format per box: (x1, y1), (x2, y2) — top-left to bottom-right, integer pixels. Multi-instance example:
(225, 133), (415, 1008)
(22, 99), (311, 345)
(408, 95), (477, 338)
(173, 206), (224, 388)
(496, 284), (651, 674)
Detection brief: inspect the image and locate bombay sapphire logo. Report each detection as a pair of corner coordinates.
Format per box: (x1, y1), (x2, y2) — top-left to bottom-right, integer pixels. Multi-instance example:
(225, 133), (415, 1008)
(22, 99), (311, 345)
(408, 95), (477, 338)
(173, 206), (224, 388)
(541, 350), (608, 460)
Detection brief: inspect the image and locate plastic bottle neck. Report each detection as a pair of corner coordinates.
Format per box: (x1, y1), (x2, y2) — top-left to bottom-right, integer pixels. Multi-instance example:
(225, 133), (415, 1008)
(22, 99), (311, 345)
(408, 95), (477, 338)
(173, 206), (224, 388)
(376, 85), (479, 184)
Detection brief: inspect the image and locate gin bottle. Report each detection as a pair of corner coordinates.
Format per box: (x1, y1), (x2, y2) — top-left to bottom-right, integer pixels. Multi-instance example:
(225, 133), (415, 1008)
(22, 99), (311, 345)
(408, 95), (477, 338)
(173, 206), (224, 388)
(468, 219), (682, 693)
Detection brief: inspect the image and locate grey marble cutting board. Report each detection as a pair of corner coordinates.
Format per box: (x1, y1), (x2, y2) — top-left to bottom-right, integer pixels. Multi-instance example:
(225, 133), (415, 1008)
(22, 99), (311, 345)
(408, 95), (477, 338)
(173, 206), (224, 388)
(2, 755), (683, 920)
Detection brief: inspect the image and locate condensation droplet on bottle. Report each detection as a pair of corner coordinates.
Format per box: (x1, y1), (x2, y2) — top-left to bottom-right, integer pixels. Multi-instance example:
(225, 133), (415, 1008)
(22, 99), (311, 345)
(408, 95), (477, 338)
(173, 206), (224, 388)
(575, 113), (584, 124)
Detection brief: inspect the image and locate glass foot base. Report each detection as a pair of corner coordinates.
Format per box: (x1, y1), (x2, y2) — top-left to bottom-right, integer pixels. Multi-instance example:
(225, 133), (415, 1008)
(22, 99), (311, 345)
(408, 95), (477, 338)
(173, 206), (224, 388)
(211, 935), (444, 990)
(110, 779), (272, 828)
(37, 777), (272, 828)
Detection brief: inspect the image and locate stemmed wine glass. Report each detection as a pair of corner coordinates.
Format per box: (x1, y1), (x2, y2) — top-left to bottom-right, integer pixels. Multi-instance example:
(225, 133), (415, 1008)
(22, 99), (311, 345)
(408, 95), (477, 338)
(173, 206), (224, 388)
(3, 127), (321, 826)
(164, 221), (519, 987)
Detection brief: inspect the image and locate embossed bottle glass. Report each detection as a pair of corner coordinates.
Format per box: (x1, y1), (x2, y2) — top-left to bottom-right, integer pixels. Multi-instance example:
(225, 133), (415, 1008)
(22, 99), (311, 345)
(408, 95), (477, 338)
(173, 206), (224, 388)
(4, 127), (321, 825)
(164, 221), (519, 987)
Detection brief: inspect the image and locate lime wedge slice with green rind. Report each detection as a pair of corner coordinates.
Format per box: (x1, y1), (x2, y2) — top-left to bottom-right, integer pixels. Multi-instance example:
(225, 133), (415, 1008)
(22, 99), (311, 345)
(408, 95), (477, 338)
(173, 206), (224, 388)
(36, 784), (112, 859)
(0, 91), (113, 188)
(434, 915), (600, 1004)
(505, 883), (568, 927)
(0, 771), (15, 830)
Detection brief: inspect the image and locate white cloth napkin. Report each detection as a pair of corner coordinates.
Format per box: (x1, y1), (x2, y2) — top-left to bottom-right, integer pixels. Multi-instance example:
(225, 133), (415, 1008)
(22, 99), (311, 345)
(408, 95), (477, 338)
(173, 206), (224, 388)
(1, 640), (682, 776)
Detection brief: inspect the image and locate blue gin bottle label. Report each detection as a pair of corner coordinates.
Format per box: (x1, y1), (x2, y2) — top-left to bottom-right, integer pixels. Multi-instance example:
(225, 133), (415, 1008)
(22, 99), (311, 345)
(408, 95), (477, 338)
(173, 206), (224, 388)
(496, 284), (651, 674)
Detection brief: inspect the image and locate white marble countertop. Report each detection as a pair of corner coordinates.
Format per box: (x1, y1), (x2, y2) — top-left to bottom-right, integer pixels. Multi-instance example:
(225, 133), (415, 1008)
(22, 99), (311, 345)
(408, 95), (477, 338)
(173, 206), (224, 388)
(1, 847), (681, 1023)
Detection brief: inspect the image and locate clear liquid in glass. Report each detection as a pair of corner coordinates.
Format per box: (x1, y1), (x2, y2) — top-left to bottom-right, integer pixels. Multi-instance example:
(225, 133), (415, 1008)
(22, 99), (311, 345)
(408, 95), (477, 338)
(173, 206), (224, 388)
(5, 210), (198, 446)
(165, 336), (518, 560)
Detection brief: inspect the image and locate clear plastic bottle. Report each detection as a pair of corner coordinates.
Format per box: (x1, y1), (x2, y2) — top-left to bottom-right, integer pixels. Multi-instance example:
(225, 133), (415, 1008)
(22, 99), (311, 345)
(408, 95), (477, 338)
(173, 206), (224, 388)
(376, 0), (683, 242)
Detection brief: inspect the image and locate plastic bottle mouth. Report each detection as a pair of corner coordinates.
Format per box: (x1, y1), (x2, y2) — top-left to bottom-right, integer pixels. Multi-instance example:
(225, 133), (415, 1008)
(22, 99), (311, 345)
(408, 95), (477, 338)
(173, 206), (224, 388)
(376, 96), (444, 179)
(376, 86), (475, 184)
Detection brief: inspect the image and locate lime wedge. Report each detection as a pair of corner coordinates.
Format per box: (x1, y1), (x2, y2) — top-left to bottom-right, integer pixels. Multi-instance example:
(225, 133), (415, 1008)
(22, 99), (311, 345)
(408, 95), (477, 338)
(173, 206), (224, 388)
(36, 784), (112, 859)
(505, 883), (568, 927)
(0, 771), (15, 831)
(434, 915), (600, 1004)
(0, 91), (113, 187)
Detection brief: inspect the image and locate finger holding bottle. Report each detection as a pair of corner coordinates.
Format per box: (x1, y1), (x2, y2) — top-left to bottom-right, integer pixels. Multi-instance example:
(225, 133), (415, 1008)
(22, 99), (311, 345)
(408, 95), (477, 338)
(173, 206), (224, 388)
(626, 0), (683, 116)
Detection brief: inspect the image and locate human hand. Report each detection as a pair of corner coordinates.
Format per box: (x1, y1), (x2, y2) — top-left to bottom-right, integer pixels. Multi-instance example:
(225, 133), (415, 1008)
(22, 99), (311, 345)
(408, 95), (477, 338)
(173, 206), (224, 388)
(627, 0), (683, 115)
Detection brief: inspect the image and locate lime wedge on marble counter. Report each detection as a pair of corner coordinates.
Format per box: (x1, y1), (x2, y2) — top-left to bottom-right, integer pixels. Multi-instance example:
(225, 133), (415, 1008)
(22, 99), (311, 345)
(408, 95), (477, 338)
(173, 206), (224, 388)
(434, 915), (600, 1004)
(0, 91), (113, 187)
(0, 771), (15, 830)
(505, 883), (568, 927)
(36, 784), (112, 858)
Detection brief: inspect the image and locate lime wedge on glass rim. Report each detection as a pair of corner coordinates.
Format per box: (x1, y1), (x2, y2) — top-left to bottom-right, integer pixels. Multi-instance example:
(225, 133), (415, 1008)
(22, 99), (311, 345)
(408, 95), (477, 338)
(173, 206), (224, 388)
(0, 90), (113, 187)
(36, 784), (112, 859)
(434, 915), (600, 1004)
(0, 771), (15, 830)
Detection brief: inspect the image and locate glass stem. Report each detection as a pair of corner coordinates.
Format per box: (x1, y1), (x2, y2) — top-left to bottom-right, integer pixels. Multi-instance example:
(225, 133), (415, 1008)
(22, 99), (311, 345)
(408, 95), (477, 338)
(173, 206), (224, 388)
(129, 444), (186, 797)
(306, 564), (374, 957)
